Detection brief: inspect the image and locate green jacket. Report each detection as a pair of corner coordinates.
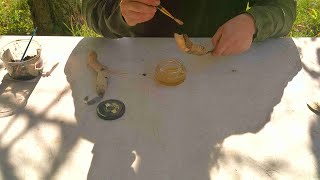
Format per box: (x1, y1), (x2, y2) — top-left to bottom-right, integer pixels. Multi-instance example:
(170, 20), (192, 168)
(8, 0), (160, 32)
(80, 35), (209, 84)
(82, 0), (296, 41)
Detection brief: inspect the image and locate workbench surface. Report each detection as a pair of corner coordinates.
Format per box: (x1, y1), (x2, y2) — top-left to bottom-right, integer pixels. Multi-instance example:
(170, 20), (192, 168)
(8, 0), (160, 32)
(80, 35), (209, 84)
(0, 36), (319, 179)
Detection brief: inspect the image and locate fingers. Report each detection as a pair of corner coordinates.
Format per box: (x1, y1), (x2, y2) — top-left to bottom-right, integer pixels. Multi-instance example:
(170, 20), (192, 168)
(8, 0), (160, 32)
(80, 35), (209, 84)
(222, 42), (247, 56)
(212, 37), (251, 56)
(120, 0), (159, 26)
(211, 28), (252, 56)
(211, 14), (255, 56)
(129, 0), (160, 6)
(211, 27), (222, 48)
(122, 10), (155, 26)
(124, 1), (157, 13)
(211, 32), (228, 56)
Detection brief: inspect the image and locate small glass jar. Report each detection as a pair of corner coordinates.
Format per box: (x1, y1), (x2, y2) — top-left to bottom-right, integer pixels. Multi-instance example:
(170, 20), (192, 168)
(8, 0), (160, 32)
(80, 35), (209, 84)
(155, 59), (186, 86)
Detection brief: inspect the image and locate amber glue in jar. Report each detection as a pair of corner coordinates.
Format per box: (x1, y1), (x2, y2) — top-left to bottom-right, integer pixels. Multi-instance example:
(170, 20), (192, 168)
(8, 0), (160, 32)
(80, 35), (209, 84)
(155, 59), (186, 86)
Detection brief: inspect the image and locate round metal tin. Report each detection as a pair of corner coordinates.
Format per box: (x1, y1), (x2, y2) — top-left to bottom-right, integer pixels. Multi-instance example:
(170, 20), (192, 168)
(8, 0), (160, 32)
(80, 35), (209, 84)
(96, 99), (125, 120)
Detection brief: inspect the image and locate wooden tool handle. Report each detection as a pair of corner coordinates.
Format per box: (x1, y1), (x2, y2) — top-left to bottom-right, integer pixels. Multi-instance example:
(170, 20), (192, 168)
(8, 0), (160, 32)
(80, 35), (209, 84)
(87, 50), (108, 96)
(88, 50), (106, 72)
(157, 5), (184, 25)
(96, 70), (108, 96)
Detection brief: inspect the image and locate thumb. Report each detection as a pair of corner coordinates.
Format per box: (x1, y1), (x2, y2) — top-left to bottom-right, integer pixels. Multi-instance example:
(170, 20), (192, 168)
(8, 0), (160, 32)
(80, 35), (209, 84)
(211, 27), (223, 47)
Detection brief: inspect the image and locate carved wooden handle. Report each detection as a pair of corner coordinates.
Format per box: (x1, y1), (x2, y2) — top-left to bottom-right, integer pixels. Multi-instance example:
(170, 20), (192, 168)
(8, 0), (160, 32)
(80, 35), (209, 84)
(88, 50), (106, 72)
(87, 50), (108, 96)
(174, 33), (209, 56)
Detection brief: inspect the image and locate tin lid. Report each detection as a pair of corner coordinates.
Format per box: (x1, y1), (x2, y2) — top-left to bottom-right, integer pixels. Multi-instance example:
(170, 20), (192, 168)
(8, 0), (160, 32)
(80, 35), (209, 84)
(96, 99), (125, 120)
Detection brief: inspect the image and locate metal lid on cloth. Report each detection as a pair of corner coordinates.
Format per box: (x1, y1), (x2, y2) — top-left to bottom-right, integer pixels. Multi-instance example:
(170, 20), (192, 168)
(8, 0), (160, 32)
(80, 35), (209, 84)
(96, 99), (125, 120)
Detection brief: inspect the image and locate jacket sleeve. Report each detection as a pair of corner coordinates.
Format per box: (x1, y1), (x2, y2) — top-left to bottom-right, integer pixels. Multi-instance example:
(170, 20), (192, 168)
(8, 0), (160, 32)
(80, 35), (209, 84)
(82, 0), (133, 38)
(247, 0), (297, 41)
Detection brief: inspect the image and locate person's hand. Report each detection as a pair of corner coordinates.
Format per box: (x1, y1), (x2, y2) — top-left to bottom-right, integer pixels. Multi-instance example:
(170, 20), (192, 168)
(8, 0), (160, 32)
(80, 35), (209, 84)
(120, 0), (160, 26)
(211, 13), (257, 56)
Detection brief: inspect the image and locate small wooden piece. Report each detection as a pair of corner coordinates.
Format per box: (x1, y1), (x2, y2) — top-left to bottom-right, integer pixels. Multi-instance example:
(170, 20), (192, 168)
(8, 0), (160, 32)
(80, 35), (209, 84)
(174, 33), (210, 56)
(42, 62), (59, 77)
(87, 51), (108, 96)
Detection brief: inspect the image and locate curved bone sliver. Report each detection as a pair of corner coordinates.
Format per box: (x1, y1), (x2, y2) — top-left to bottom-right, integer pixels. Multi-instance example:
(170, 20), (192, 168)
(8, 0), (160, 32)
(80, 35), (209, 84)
(174, 33), (209, 56)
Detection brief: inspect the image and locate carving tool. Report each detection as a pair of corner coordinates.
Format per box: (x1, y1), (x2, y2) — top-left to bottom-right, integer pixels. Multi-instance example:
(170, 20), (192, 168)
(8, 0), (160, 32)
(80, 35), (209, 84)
(20, 27), (37, 61)
(157, 5), (184, 25)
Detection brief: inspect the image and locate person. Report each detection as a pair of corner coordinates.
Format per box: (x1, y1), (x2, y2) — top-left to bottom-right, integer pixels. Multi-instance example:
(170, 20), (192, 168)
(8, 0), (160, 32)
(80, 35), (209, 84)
(82, 0), (296, 56)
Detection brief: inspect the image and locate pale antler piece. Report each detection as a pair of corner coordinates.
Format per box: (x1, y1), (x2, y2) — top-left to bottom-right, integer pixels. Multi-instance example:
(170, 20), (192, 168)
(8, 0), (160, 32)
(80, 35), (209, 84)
(87, 51), (108, 96)
(174, 33), (190, 52)
(174, 33), (210, 56)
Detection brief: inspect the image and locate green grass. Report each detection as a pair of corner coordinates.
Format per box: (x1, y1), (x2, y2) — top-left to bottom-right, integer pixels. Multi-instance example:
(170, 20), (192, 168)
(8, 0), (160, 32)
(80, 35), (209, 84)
(0, 0), (33, 35)
(64, 13), (101, 37)
(0, 0), (100, 37)
(0, 0), (319, 37)
(290, 0), (320, 37)
(65, 22), (101, 37)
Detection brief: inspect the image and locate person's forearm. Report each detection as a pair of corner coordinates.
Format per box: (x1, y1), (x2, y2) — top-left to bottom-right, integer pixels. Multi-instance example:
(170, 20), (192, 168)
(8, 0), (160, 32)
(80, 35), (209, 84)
(82, 0), (133, 38)
(247, 0), (297, 41)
